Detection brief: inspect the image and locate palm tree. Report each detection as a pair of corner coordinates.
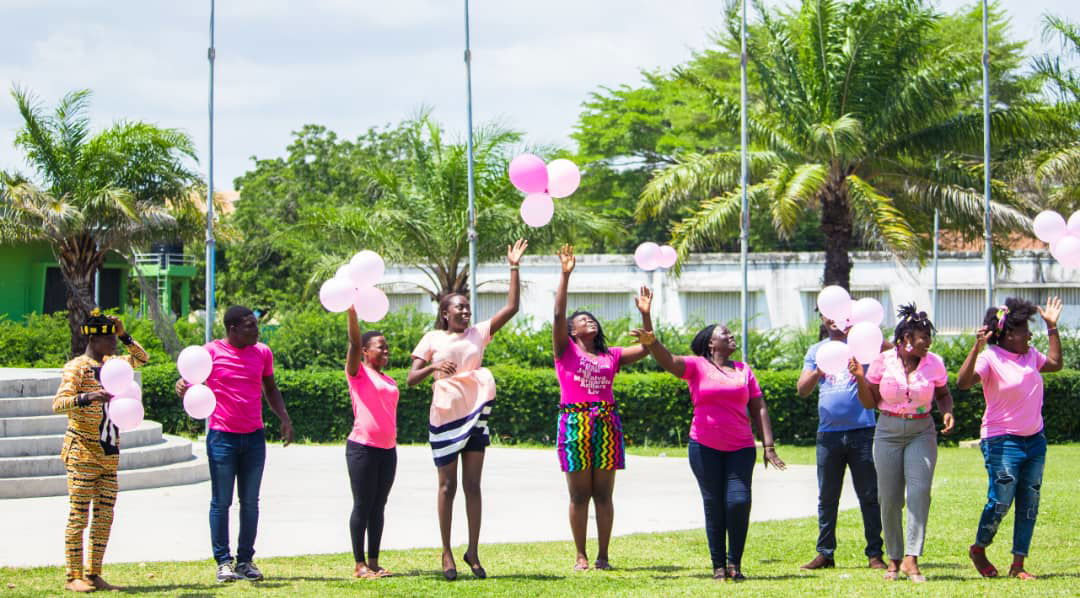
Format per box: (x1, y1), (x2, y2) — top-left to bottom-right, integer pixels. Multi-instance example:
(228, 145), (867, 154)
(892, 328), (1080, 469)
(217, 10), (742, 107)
(638, 0), (1073, 288)
(1, 87), (201, 355)
(300, 112), (613, 300)
(1032, 15), (1080, 208)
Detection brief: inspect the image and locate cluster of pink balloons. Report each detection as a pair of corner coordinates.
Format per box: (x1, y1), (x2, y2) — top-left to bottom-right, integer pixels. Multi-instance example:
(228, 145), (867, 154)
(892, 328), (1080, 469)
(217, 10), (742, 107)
(1033, 210), (1080, 268)
(815, 286), (887, 377)
(509, 154), (581, 227)
(177, 345), (216, 419)
(100, 359), (144, 432)
(319, 250), (390, 322)
(633, 242), (678, 271)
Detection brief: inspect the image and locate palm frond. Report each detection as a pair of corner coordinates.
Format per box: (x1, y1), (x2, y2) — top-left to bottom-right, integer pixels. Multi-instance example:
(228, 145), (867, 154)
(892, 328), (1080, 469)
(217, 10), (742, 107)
(845, 174), (917, 254)
(768, 162), (828, 236)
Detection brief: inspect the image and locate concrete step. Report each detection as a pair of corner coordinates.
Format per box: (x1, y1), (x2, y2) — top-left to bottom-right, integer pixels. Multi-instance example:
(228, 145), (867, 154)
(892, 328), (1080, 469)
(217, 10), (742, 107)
(0, 420), (163, 458)
(0, 369), (63, 399)
(0, 453), (210, 499)
(0, 396), (55, 417)
(0, 435), (194, 478)
(0, 414), (69, 437)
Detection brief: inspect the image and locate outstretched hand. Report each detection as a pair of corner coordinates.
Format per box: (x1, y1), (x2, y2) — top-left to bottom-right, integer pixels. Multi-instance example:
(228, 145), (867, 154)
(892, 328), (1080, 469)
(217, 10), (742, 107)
(508, 239), (528, 266)
(1039, 296), (1063, 328)
(629, 328), (656, 346)
(557, 244), (575, 274)
(635, 286), (653, 314)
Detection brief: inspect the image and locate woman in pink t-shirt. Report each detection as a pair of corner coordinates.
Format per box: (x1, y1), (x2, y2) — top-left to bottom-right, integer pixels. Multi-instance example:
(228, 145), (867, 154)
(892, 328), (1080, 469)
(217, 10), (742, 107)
(407, 239), (528, 581)
(956, 296), (1063, 581)
(552, 245), (651, 572)
(631, 287), (786, 582)
(343, 306), (399, 579)
(854, 304), (954, 583)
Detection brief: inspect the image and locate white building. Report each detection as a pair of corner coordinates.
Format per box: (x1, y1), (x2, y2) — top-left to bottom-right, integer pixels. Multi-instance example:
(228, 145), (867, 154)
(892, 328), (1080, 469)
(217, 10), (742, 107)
(380, 251), (1080, 334)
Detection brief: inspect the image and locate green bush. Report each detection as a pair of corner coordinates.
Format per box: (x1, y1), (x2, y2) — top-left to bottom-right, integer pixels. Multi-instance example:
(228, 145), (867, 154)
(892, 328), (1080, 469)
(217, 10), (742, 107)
(140, 365), (1080, 445)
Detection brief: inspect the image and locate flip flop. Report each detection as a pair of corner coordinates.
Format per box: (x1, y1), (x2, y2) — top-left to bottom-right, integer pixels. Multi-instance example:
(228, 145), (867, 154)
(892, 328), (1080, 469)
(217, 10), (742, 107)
(1009, 566), (1036, 581)
(883, 570), (899, 581)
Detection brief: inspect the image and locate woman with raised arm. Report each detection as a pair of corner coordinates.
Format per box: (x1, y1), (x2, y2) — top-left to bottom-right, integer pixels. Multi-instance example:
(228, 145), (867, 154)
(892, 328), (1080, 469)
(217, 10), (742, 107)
(343, 306), (398, 579)
(956, 297), (1062, 581)
(553, 244), (651, 572)
(630, 287), (785, 582)
(852, 304), (954, 583)
(408, 239), (528, 581)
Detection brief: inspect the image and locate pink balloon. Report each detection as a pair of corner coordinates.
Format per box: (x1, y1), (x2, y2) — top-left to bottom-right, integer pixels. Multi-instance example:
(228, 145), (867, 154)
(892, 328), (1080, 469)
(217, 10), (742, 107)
(108, 398), (144, 432)
(114, 382), (142, 403)
(1068, 211), (1080, 237)
(817, 286), (852, 323)
(184, 384), (217, 419)
(348, 250), (385, 286)
(1033, 210), (1067, 243)
(354, 286), (390, 322)
(520, 193), (554, 227)
(320, 277), (355, 312)
(508, 153), (548, 194)
(847, 322), (884, 364)
(658, 245), (678, 269)
(851, 297), (885, 326)
(634, 242), (662, 271)
(100, 359), (134, 396)
(546, 159), (581, 198)
(177, 345), (213, 384)
(1051, 235), (1080, 268)
(816, 340), (852, 378)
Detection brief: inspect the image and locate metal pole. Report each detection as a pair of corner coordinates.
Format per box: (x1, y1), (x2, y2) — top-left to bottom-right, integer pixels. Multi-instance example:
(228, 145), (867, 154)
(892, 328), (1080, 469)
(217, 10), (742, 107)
(464, 0), (478, 313)
(205, 0), (216, 342)
(932, 209), (939, 319)
(739, 0), (750, 359)
(982, 0), (993, 306)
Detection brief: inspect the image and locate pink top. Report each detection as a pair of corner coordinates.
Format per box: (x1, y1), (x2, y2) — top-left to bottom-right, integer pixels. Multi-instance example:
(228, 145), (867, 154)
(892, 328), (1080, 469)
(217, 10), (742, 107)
(346, 364), (400, 449)
(866, 349), (948, 416)
(555, 341), (625, 405)
(204, 339), (274, 434)
(680, 357), (759, 452)
(412, 320), (496, 428)
(974, 345), (1047, 438)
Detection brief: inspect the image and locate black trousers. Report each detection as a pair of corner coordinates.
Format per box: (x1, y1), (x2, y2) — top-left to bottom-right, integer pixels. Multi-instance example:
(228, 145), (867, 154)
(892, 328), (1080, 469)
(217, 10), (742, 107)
(346, 441), (397, 563)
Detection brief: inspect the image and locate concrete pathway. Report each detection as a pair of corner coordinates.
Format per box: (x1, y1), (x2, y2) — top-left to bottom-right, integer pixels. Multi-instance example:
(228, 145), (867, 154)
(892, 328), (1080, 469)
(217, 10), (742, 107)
(0, 443), (858, 567)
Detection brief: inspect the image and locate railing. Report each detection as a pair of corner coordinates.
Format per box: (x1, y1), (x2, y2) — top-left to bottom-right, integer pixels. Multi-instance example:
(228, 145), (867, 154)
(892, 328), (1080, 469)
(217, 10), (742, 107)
(134, 252), (196, 268)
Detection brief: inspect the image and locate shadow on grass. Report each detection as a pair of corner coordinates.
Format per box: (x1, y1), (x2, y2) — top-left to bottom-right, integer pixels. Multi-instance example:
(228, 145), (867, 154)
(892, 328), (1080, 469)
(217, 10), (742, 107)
(610, 565), (691, 573)
(117, 581), (286, 594)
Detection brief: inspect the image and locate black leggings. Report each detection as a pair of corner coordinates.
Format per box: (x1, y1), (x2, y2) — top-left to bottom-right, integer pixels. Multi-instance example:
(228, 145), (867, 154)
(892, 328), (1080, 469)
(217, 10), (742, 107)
(688, 440), (755, 569)
(346, 441), (397, 563)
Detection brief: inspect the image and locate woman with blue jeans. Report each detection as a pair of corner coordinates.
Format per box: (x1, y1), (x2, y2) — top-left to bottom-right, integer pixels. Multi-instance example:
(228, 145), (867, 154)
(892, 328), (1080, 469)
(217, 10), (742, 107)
(957, 296), (1063, 581)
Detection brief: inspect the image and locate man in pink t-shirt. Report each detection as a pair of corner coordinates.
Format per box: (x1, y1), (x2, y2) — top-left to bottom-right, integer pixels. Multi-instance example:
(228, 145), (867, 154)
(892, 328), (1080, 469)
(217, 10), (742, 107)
(177, 306), (293, 583)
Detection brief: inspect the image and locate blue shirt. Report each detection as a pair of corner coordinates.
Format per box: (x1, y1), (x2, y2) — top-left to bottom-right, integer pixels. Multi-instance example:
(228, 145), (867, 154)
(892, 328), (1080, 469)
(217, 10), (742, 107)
(803, 340), (876, 433)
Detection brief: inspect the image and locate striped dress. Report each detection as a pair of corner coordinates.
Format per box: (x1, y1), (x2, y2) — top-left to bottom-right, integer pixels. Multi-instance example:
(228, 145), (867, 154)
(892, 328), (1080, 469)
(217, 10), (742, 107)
(412, 321), (495, 466)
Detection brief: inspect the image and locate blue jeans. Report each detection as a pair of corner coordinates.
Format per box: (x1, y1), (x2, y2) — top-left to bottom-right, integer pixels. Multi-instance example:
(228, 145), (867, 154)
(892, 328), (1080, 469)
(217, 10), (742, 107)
(816, 427), (883, 558)
(688, 440), (755, 569)
(207, 429), (266, 564)
(976, 432), (1046, 556)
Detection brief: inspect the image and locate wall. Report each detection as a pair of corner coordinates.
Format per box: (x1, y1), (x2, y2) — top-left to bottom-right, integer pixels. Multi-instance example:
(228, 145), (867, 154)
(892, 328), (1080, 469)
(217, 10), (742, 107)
(0, 241), (129, 321)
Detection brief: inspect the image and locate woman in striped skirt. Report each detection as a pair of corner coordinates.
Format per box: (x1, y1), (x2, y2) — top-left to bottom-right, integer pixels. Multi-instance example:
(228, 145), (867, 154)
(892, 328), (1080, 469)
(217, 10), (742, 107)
(407, 239), (528, 581)
(553, 245), (651, 571)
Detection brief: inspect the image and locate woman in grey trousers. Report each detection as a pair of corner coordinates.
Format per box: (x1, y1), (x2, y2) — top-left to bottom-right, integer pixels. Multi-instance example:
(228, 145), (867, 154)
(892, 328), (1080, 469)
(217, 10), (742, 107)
(852, 305), (954, 582)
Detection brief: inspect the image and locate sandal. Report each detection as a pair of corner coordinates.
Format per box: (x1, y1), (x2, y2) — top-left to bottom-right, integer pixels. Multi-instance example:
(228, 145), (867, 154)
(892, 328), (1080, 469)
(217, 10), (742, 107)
(901, 567), (927, 583)
(883, 570), (899, 581)
(593, 559), (613, 571)
(725, 564), (746, 582)
(1009, 564), (1036, 580)
(969, 545), (998, 578)
(463, 552), (487, 579)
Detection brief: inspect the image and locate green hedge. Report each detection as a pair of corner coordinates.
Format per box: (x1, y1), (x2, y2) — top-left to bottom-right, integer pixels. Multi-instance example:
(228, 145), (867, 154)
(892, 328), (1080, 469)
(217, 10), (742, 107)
(140, 365), (1080, 445)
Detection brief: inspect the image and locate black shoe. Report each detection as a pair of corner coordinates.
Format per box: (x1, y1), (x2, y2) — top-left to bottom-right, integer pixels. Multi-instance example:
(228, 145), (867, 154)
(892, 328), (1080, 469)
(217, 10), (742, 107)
(463, 552), (487, 579)
(235, 561), (264, 581)
(216, 561), (241, 583)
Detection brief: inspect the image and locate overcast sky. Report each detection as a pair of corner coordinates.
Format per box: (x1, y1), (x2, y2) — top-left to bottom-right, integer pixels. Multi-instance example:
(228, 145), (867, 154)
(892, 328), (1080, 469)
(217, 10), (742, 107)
(1, 1), (1075, 191)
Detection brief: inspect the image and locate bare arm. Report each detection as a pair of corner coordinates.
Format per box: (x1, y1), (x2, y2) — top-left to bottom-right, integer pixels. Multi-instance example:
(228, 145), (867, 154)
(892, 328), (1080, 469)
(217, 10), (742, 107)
(956, 327), (989, 390)
(1040, 296), (1063, 373)
(490, 239), (528, 335)
(748, 393), (786, 470)
(346, 307), (363, 377)
(630, 329), (686, 377)
(796, 368), (822, 398)
(407, 355), (456, 386)
(552, 244), (574, 359)
(934, 385), (955, 434)
(262, 374), (293, 446)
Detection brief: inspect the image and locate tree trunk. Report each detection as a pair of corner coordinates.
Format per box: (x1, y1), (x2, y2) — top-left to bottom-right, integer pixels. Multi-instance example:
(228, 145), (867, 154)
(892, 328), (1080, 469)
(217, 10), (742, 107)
(57, 234), (103, 357)
(123, 251), (184, 359)
(819, 181), (853, 289)
(436, 261), (469, 300)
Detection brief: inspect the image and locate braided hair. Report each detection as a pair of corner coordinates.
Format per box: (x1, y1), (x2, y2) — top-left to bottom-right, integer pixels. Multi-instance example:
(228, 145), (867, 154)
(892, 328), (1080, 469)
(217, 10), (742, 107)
(982, 297), (1038, 345)
(691, 324), (719, 359)
(893, 303), (935, 344)
(568, 310), (609, 354)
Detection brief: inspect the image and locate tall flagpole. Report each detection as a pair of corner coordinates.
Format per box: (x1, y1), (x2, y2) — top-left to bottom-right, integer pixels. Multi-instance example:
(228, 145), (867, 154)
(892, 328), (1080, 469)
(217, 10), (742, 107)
(205, 0), (216, 343)
(739, 0), (750, 359)
(464, 0), (478, 312)
(982, 0), (993, 306)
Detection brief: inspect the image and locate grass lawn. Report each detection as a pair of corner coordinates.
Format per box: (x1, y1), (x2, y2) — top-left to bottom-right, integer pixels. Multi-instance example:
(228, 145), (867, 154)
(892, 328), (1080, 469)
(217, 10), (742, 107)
(2, 445), (1078, 597)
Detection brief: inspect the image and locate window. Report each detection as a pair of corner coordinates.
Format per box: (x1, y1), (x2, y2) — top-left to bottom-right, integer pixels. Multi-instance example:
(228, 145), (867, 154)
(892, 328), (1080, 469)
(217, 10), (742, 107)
(936, 289), (987, 333)
(566, 292), (635, 323)
(474, 293), (506, 322)
(386, 293), (427, 314)
(680, 291), (770, 329)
